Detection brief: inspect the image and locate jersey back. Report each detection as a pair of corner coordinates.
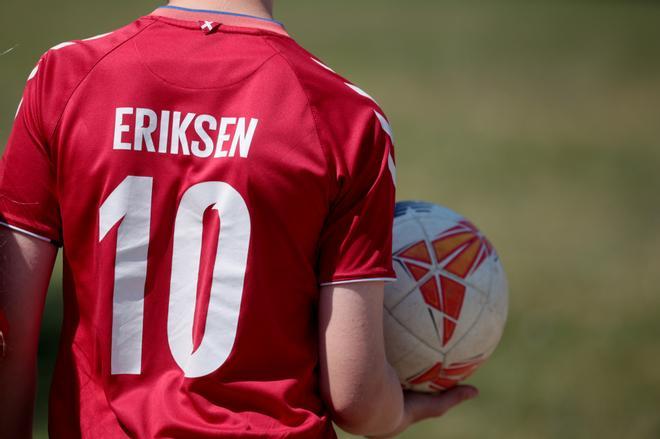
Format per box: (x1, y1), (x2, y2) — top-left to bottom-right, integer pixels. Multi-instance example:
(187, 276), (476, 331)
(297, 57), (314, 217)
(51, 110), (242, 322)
(0, 7), (396, 438)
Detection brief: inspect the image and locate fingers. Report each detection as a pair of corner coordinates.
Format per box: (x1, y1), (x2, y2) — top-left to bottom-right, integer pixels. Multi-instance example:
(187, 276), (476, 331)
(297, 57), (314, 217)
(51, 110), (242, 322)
(407, 385), (479, 423)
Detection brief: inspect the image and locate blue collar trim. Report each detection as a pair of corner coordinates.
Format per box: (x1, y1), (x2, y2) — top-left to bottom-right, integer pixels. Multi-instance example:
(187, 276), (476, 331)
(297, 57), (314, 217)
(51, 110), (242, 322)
(158, 5), (284, 27)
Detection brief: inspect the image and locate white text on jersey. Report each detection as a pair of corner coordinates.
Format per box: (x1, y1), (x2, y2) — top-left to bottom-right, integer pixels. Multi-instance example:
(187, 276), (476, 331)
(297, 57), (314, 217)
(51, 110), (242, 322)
(113, 107), (259, 159)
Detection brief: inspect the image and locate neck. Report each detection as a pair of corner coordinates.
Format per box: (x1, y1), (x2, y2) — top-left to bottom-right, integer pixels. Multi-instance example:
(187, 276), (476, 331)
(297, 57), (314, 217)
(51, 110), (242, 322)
(167, 0), (274, 20)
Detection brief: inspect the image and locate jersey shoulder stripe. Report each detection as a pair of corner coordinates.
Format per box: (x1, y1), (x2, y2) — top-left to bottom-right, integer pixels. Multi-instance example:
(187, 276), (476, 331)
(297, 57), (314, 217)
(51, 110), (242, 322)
(263, 36), (389, 120)
(33, 18), (157, 142)
(263, 36), (396, 186)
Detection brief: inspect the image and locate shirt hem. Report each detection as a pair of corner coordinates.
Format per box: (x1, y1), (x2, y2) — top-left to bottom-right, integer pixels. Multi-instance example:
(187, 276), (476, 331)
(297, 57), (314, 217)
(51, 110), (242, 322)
(319, 277), (397, 287)
(0, 220), (56, 244)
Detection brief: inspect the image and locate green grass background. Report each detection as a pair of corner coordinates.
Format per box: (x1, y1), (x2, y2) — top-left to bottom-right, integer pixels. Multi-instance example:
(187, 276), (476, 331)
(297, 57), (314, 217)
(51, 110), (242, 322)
(2, 1), (659, 437)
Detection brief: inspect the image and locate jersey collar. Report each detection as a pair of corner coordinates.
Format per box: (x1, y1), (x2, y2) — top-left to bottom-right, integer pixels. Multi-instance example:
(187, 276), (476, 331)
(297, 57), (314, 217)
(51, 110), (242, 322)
(151, 6), (289, 36)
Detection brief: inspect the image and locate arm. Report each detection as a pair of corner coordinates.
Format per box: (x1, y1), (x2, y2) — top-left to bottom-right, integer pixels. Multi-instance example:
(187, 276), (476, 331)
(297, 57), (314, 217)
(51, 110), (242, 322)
(0, 227), (57, 438)
(318, 281), (404, 436)
(318, 281), (478, 438)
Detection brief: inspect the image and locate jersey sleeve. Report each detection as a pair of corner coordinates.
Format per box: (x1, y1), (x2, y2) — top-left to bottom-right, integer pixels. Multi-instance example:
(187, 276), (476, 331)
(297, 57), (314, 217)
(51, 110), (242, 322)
(0, 55), (62, 244)
(317, 108), (397, 286)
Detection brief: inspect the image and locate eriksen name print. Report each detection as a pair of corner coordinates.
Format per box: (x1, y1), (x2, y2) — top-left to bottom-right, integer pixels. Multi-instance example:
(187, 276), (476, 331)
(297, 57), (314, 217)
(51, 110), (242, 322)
(113, 107), (259, 159)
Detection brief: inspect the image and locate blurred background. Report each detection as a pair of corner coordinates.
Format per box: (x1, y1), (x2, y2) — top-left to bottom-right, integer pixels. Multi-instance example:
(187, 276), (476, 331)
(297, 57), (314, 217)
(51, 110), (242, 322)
(2, 0), (659, 438)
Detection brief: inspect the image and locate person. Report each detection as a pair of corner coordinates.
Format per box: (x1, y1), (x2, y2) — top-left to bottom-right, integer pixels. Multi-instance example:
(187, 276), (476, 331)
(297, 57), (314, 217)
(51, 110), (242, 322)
(0, 0), (478, 437)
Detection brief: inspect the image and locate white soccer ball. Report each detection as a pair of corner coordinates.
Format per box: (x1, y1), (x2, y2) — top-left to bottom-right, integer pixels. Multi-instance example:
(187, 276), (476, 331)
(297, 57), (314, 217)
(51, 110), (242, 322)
(384, 201), (508, 393)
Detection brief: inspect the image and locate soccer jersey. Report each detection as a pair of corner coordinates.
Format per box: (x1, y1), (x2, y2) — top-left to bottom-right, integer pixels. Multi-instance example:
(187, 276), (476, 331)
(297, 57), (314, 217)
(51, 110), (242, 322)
(0, 6), (396, 438)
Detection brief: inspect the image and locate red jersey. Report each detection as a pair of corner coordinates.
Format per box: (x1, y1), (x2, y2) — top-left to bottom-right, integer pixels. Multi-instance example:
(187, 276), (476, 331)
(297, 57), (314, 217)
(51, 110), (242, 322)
(0, 6), (396, 438)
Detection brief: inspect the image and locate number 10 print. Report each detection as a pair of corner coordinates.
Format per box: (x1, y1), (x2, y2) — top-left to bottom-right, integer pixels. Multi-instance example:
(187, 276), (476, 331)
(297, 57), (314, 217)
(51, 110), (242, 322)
(100, 176), (251, 378)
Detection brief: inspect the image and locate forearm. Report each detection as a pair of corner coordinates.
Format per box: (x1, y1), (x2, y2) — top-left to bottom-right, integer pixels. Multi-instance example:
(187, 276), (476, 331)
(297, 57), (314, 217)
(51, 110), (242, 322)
(0, 297), (41, 438)
(0, 345), (38, 438)
(331, 361), (405, 436)
(0, 277), (43, 439)
(0, 228), (56, 437)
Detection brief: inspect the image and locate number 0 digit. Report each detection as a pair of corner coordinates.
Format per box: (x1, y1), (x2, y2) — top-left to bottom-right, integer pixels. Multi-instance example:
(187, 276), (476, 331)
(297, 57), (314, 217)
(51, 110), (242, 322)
(168, 182), (250, 377)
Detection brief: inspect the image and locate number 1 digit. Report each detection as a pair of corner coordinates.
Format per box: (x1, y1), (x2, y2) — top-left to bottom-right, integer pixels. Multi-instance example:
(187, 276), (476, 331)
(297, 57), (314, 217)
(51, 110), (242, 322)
(100, 176), (153, 375)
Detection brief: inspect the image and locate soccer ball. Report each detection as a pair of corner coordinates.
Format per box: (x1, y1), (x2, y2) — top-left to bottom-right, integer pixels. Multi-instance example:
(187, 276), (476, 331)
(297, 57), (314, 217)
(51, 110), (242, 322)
(384, 201), (508, 393)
